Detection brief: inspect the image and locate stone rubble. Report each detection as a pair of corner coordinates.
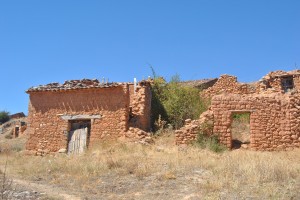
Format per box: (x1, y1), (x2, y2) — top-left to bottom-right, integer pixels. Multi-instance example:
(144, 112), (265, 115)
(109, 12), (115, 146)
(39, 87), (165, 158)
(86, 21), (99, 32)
(27, 79), (123, 92)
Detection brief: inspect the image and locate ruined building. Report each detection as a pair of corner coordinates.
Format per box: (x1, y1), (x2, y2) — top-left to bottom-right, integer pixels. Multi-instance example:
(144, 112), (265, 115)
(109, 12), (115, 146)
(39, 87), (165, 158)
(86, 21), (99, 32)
(176, 70), (300, 151)
(25, 79), (151, 155)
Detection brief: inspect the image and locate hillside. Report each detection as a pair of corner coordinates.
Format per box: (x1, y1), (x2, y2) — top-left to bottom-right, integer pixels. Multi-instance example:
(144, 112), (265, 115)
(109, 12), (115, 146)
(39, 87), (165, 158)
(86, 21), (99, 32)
(0, 130), (300, 199)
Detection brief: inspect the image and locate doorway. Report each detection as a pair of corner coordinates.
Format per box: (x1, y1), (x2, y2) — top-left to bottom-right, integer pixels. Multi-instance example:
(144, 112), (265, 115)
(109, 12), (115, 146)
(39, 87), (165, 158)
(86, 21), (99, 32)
(68, 120), (91, 154)
(231, 112), (250, 149)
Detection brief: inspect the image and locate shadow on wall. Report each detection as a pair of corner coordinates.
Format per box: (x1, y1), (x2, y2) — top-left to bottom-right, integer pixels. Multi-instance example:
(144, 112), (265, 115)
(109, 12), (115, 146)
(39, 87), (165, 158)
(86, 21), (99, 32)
(29, 88), (127, 114)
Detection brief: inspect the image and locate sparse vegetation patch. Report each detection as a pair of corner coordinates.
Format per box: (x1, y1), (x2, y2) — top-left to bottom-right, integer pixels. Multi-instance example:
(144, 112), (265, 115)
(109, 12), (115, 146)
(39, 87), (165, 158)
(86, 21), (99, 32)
(0, 111), (10, 125)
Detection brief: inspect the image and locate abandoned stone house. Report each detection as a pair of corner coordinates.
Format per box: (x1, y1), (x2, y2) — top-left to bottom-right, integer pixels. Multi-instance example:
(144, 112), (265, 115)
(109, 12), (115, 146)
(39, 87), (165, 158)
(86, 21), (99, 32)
(25, 79), (151, 155)
(176, 70), (300, 151)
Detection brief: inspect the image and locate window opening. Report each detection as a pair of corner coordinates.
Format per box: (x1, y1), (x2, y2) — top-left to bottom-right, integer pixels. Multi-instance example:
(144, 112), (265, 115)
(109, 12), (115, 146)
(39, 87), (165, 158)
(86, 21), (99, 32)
(281, 76), (294, 92)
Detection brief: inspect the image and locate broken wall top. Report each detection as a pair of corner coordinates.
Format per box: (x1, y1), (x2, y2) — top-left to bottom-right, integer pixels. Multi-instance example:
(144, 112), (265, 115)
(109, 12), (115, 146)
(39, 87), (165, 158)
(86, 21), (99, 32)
(257, 70), (300, 93)
(201, 74), (256, 98)
(26, 79), (151, 93)
(179, 78), (218, 90)
(261, 70), (300, 79)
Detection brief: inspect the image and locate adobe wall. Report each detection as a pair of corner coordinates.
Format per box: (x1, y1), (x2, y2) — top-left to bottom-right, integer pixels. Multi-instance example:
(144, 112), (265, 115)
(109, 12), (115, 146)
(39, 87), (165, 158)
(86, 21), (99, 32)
(211, 93), (300, 151)
(129, 81), (152, 131)
(201, 75), (256, 98)
(26, 85), (130, 153)
(257, 70), (300, 93)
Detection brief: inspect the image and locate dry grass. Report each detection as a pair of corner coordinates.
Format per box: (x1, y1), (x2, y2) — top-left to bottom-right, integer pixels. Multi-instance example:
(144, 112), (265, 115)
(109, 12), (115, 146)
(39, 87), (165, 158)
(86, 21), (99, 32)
(0, 132), (299, 199)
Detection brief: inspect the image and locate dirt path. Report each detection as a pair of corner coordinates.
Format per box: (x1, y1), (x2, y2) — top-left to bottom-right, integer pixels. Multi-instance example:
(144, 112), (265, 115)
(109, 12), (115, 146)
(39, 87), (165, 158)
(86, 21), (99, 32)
(0, 160), (81, 200)
(12, 178), (82, 200)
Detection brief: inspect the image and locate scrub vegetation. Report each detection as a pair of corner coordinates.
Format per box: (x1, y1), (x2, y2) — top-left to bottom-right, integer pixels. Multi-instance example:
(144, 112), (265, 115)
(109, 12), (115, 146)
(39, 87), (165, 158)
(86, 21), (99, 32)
(151, 70), (209, 130)
(0, 135), (299, 199)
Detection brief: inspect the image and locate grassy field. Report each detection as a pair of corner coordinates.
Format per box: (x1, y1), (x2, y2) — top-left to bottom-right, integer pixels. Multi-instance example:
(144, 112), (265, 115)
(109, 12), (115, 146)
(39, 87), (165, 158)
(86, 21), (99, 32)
(0, 132), (299, 199)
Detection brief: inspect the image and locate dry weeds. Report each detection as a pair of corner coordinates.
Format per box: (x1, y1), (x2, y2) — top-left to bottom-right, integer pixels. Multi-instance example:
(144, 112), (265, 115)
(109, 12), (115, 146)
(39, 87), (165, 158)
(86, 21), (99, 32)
(0, 133), (299, 199)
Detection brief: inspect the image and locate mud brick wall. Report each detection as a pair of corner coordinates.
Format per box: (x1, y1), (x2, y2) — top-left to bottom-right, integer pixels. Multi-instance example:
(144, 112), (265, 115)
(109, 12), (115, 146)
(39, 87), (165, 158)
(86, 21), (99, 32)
(129, 82), (152, 131)
(211, 93), (300, 151)
(202, 75), (255, 98)
(26, 85), (130, 152)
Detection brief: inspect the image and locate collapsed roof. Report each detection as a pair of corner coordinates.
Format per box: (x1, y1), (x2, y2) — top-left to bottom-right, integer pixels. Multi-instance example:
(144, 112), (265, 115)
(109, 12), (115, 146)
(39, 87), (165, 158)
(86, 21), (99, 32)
(26, 79), (125, 93)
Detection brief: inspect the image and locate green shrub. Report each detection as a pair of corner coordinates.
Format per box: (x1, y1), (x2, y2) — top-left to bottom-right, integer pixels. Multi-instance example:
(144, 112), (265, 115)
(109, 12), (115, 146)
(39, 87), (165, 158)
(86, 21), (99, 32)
(232, 113), (250, 123)
(163, 76), (207, 129)
(150, 77), (168, 130)
(150, 72), (210, 130)
(0, 111), (10, 124)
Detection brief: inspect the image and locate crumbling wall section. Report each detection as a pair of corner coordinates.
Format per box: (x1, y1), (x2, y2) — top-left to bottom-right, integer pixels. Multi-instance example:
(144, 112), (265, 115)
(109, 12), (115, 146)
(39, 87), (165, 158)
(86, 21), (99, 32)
(175, 110), (214, 145)
(176, 93), (300, 151)
(129, 81), (152, 131)
(202, 75), (256, 98)
(211, 93), (300, 151)
(175, 119), (200, 145)
(257, 70), (300, 93)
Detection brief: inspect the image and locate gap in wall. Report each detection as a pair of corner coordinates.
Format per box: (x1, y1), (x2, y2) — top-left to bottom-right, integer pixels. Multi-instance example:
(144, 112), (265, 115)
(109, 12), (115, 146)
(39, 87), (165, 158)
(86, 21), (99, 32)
(231, 112), (250, 149)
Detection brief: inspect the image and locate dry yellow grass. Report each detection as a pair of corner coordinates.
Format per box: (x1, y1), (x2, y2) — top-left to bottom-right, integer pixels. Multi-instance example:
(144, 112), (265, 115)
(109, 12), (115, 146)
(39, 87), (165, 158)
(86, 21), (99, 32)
(0, 133), (299, 199)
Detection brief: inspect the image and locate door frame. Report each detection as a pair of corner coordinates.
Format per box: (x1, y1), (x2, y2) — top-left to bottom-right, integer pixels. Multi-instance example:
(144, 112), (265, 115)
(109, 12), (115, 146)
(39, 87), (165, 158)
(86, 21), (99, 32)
(67, 119), (91, 154)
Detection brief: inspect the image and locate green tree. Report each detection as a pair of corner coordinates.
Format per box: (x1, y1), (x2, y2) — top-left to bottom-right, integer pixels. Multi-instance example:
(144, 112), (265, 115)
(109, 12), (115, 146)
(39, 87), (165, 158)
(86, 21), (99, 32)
(0, 111), (10, 124)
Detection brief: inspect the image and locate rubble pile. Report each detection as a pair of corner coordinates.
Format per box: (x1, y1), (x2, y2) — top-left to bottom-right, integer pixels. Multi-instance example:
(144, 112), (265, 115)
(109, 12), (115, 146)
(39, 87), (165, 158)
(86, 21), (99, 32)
(125, 127), (153, 144)
(27, 79), (122, 92)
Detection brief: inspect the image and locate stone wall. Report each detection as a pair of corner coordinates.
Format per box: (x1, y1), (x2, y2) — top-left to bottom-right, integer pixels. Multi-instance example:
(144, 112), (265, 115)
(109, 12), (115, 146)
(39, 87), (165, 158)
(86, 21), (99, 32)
(12, 122), (27, 138)
(201, 75), (256, 98)
(257, 70), (300, 93)
(293, 75), (300, 91)
(9, 112), (25, 119)
(211, 93), (300, 151)
(26, 85), (130, 153)
(176, 93), (300, 151)
(175, 110), (213, 145)
(129, 81), (152, 131)
(177, 70), (300, 151)
(175, 119), (200, 145)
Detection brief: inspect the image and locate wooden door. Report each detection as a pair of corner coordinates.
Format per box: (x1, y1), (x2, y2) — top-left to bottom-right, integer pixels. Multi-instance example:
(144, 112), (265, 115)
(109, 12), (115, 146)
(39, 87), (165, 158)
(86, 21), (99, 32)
(68, 122), (89, 154)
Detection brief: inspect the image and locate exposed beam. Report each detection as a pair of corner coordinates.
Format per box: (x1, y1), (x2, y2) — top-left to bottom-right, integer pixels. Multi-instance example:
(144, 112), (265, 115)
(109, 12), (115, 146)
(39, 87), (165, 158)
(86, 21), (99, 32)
(60, 114), (101, 120)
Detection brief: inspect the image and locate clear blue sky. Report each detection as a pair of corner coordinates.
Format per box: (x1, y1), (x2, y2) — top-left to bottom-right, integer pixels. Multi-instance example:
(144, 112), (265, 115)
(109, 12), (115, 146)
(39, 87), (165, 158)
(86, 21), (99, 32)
(0, 0), (299, 114)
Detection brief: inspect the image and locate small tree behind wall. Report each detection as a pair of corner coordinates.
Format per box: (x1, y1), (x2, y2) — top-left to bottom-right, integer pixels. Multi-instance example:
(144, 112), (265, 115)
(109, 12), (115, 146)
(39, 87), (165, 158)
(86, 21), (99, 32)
(0, 111), (10, 124)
